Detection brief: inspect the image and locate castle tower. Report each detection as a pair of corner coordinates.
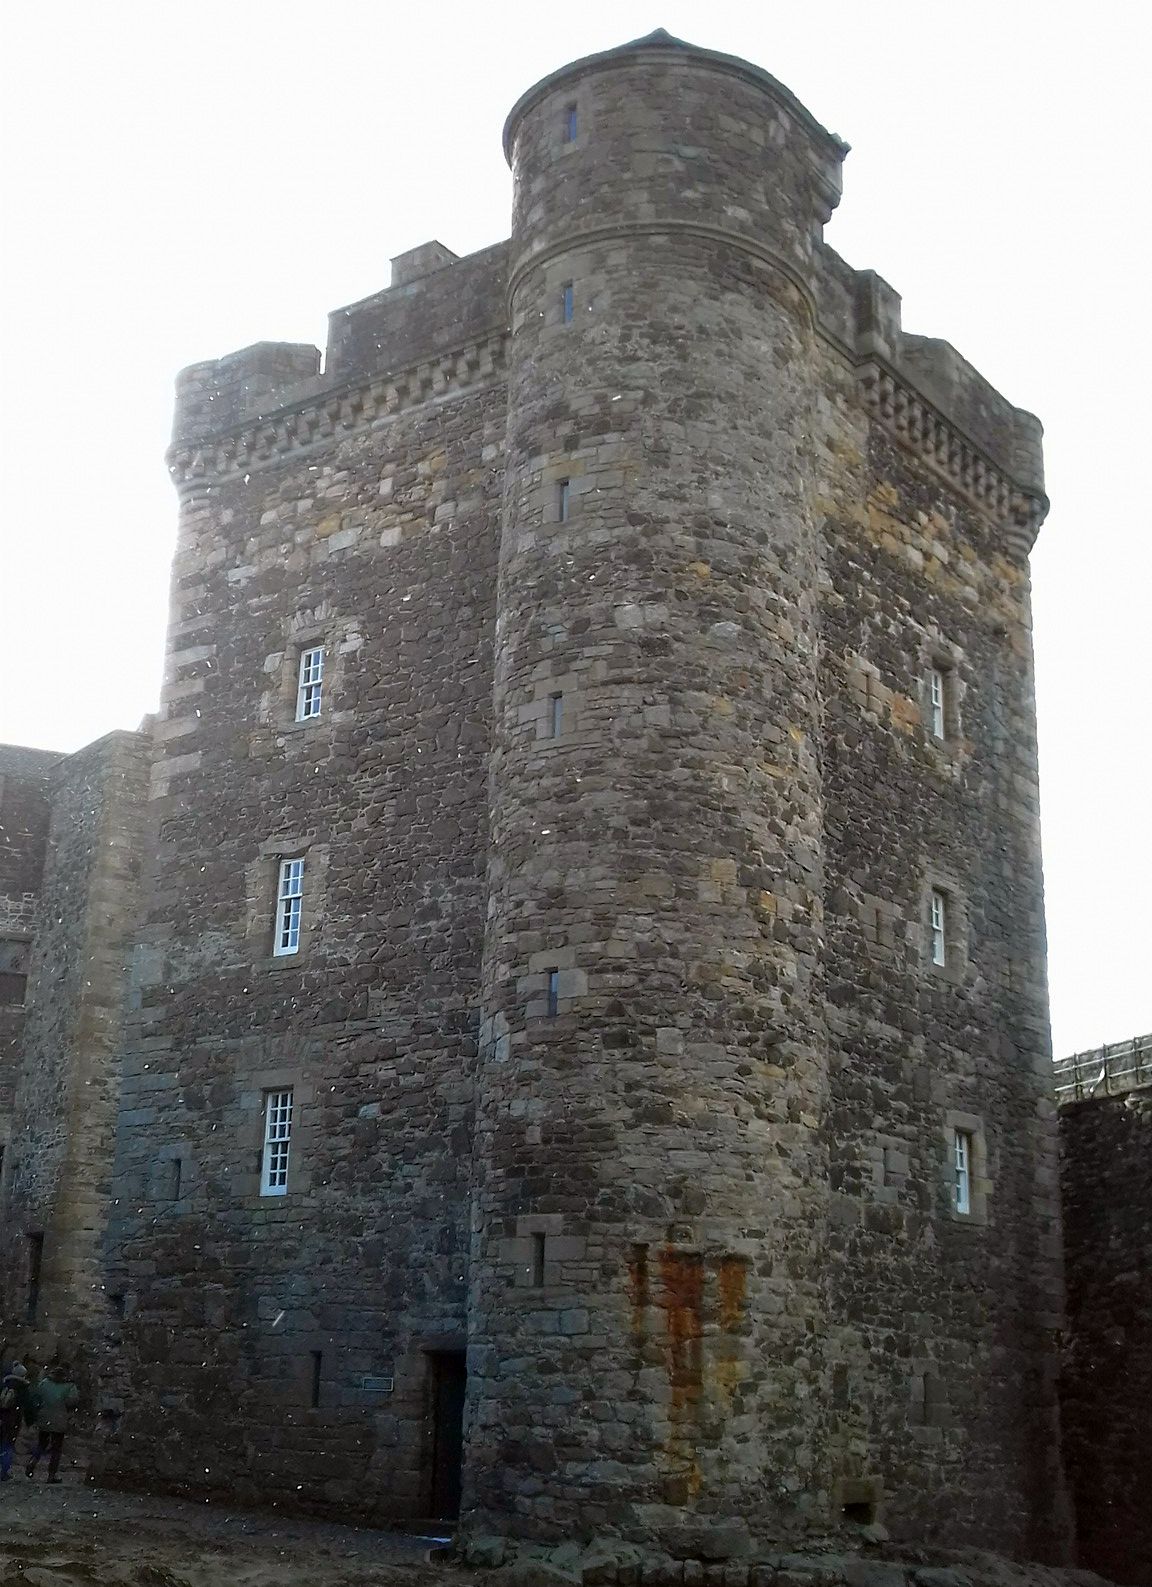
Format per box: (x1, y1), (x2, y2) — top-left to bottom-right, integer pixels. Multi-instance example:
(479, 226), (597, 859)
(93, 25), (1066, 1562)
(468, 33), (848, 1544)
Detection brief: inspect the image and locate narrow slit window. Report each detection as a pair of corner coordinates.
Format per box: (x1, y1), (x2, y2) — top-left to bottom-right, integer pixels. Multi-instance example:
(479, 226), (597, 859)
(546, 968), (560, 1017)
(531, 1232), (546, 1287)
(310, 1349), (323, 1408)
(563, 103), (578, 144)
(274, 858), (304, 956)
(842, 1500), (877, 1526)
(26, 1232), (44, 1324)
(557, 479), (570, 522)
(561, 282), (574, 324)
(168, 1157), (183, 1201)
(929, 889), (947, 967)
(296, 646), (324, 721)
(260, 1089), (293, 1197)
(0, 938), (30, 1006)
(928, 667), (947, 740)
(549, 692), (564, 739)
(953, 1129), (972, 1216)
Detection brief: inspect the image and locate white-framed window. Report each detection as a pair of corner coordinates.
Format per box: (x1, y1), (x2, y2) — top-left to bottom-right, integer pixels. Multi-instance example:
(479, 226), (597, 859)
(295, 646), (324, 721)
(928, 667), (947, 740)
(260, 1089), (293, 1196)
(953, 1128), (972, 1216)
(274, 858), (304, 956)
(929, 889), (948, 966)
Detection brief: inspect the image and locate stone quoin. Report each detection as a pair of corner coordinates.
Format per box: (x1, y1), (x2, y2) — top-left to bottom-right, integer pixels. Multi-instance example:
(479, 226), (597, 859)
(0, 28), (1082, 1567)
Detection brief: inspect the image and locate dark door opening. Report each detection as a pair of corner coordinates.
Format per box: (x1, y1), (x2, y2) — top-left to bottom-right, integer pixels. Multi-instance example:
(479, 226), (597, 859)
(427, 1349), (467, 1520)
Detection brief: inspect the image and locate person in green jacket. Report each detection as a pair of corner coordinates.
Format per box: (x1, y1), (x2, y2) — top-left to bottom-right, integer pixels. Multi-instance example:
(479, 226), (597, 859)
(25, 1362), (79, 1483)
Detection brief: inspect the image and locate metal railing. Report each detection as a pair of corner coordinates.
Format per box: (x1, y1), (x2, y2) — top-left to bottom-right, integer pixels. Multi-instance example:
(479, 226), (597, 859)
(1054, 1031), (1152, 1104)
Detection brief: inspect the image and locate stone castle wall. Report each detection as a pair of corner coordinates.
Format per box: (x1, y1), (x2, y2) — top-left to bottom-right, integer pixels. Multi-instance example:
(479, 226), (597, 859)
(0, 28), (1076, 1568)
(0, 732), (148, 1384)
(0, 746), (60, 1141)
(814, 308), (1066, 1555)
(1059, 1074), (1152, 1586)
(468, 44), (840, 1548)
(100, 283), (506, 1511)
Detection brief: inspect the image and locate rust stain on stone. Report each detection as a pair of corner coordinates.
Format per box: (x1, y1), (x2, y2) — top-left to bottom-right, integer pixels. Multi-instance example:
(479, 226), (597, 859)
(658, 1247), (705, 1499)
(626, 1241), (649, 1348)
(716, 1252), (748, 1333)
(713, 1253), (750, 1412)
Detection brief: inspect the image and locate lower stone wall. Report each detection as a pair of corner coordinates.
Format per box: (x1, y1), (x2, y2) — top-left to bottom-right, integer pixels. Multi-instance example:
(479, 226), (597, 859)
(1059, 1087), (1152, 1586)
(461, 1533), (1116, 1587)
(0, 731), (148, 1388)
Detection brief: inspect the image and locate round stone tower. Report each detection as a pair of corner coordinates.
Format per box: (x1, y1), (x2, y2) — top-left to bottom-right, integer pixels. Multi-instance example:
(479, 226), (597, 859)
(468, 32), (848, 1547)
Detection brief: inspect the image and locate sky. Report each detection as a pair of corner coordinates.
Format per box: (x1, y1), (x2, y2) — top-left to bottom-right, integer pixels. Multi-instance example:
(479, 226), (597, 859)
(1, 0), (1147, 1057)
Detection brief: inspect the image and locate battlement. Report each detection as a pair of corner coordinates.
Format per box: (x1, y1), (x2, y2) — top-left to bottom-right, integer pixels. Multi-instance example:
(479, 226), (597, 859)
(815, 253), (1047, 550)
(1055, 1031), (1152, 1103)
(173, 341), (323, 446)
(171, 240), (509, 454)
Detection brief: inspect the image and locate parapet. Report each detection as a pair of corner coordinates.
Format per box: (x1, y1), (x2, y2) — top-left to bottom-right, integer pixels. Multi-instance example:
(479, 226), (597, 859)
(325, 240), (508, 384)
(816, 249), (1048, 554)
(169, 241), (510, 460)
(173, 342), (323, 447)
(389, 240), (459, 287)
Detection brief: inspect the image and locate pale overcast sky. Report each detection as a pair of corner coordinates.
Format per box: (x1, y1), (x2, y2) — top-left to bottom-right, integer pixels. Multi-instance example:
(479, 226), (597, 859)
(1, 1), (1147, 1056)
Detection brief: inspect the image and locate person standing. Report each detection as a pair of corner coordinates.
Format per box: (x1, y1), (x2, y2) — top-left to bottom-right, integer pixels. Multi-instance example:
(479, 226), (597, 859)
(0, 1362), (34, 1481)
(25, 1361), (78, 1484)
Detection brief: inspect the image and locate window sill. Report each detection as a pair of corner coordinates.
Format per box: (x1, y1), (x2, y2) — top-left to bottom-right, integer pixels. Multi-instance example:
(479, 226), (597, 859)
(926, 961), (967, 988)
(265, 953), (311, 973)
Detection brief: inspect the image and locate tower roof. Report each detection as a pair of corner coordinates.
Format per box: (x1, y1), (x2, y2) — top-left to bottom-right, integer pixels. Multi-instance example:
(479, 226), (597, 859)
(503, 28), (848, 163)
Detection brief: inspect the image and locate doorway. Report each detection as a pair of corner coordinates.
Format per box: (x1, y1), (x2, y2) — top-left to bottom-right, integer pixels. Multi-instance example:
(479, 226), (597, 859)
(427, 1350), (467, 1519)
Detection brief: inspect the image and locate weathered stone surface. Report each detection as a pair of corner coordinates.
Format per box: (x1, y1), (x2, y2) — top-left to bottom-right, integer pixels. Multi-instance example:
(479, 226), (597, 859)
(0, 744), (59, 1141)
(1059, 1075), (1152, 1586)
(0, 732), (148, 1395)
(840, 1565), (910, 1587)
(0, 23), (1079, 1569)
(666, 1528), (752, 1564)
(489, 1561), (582, 1587)
(467, 1538), (512, 1568)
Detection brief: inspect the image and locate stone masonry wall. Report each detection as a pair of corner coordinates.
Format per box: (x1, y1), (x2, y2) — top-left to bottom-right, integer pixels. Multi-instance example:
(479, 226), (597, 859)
(96, 27), (1066, 1560)
(1060, 1087), (1152, 1585)
(99, 276), (505, 1516)
(814, 336), (1067, 1556)
(469, 42), (841, 1549)
(0, 731), (148, 1385)
(0, 745), (60, 1144)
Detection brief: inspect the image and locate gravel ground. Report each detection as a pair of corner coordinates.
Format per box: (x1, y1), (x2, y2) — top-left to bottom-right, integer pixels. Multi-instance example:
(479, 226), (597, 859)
(0, 1474), (457, 1586)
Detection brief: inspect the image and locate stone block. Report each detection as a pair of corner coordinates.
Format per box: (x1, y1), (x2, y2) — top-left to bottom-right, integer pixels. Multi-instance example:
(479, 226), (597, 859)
(840, 1566), (909, 1587)
(489, 1562), (581, 1587)
(666, 1524), (751, 1563)
(465, 1537), (510, 1568)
